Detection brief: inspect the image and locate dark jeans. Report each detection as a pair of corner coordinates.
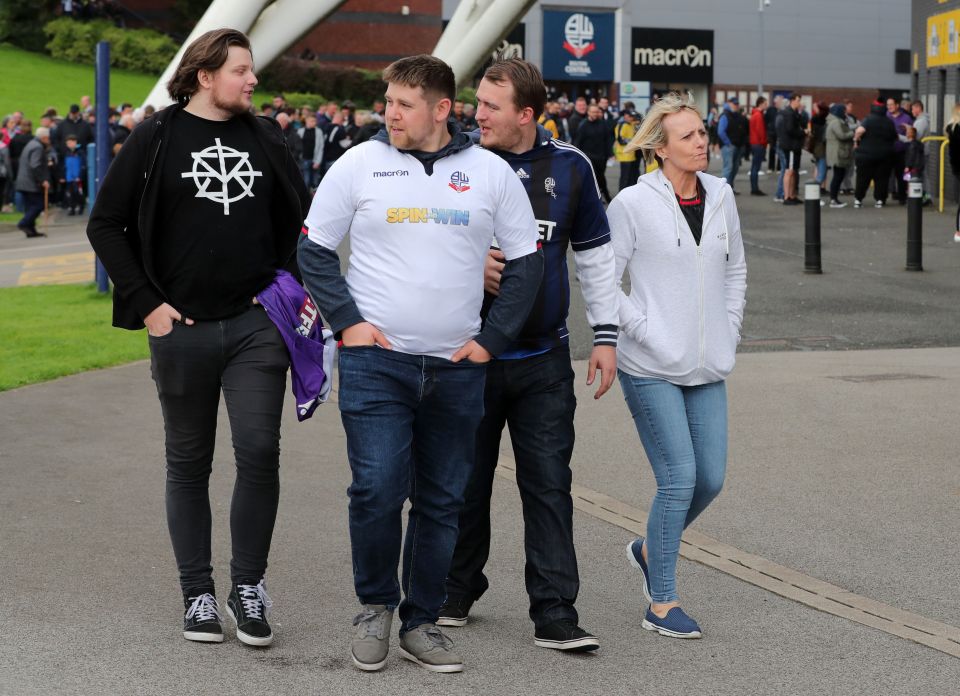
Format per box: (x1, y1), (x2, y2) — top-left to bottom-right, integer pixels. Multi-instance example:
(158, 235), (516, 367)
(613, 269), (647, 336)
(891, 150), (907, 202)
(337, 346), (486, 634)
(17, 190), (44, 232)
(149, 305), (289, 596)
(618, 160), (640, 193)
(829, 166), (847, 200)
(750, 144), (765, 192)
(855, 159), (891, 203)
(590, 157), (611, 202)
(64, 181), (84, 212)
(446, 348), (579, 628)
(767, 135), (778, 171)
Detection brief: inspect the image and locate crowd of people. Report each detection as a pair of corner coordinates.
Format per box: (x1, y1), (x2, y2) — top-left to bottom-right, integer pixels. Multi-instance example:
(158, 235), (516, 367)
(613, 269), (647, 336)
(707, 93), (940, 214)
(1, 99), (149, 237)
(84, 28), (747, 673)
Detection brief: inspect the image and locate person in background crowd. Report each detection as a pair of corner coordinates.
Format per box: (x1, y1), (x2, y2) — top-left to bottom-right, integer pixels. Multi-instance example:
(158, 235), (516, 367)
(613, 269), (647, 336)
(320, 109), (348, 178)
(538, 101), (560, 139)
(574, 103), (613, 203)
(276, 111), (304, 175)
(765, 95), (781, 172)
(15, 126), (52, 238)
(272, 94), (286, 114)
(809, 101), (829, 195)
(825, 102), (854, 208)
(460, 103), (478, 130)
(886, 97), (913, 205)
(80, 94), (93, 117)
(903, 125), (925, 195)
(609, 92), (746, 641)
(717, 97), (748, 194)
(946, 104), (960, 242)
(352, 112), (381, 145)
(10, 119), (35, 210)
(776, 93), (805, 205)
(371, 100), (385, 123)
(567, 96), (588, 137)
(853, 99), (897, 209)
(749, 96), (768, 196)
(86, 28), (310, 648)
(910, 100), (931, 204)
(706, 105), (720, 158)
(0, 138), (11, 210)
(260, 103), (274, 119)
(59, 134), (85, 215)
(297, 113), (323, 191)
(340, 101), (359, 142)
(614, 108), (640, 192)
(841, 99), (858, 194)
(317, 101), (338, 129)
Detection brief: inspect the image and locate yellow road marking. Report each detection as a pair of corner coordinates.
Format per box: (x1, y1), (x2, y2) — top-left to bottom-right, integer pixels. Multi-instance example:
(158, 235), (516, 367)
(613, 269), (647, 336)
(16, 252), (94, 286)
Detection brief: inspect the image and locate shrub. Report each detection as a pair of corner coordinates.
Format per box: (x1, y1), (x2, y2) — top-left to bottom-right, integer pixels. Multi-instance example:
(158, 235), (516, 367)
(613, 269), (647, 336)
(258, 57), (385, 109)
(44, 18), (177, 74)
(0, 1), (59, 53)
(277, 92), (327, 112)
(457, 86), (477, 105)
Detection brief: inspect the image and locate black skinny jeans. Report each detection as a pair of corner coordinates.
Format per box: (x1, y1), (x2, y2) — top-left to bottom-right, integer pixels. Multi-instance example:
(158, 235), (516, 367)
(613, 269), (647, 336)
(149, 304), (288, 596)
(829, 166), (847, 201)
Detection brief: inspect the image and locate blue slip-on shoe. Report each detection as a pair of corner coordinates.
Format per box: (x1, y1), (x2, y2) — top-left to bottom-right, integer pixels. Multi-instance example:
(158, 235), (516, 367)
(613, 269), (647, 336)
(642, 607), (702, 639)
(625, 538), (652, 603)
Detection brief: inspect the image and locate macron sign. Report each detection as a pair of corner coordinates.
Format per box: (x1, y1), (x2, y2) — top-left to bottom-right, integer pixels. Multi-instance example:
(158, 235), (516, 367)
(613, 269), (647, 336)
(631, 28), (714, 83)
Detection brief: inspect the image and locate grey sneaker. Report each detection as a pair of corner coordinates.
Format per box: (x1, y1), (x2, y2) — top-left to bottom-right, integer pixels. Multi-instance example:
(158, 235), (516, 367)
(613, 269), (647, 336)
(398, 623), (464, 673)
(351, 604), (393, 671)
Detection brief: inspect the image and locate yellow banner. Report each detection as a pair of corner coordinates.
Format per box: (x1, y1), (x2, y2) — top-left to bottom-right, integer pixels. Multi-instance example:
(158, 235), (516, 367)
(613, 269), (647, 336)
(928, 9), (960, 67)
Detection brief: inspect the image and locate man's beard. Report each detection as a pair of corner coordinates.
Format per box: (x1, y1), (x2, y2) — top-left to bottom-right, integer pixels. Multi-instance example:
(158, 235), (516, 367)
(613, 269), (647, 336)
(212, 93), (251, 116)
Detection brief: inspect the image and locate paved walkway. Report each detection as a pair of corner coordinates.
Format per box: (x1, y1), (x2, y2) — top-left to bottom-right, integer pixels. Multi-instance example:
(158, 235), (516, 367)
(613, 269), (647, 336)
(2, 156), (959, 694)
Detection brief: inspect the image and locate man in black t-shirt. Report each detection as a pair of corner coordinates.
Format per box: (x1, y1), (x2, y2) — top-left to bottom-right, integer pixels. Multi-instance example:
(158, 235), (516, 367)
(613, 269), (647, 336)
(87, 29), (309, 649)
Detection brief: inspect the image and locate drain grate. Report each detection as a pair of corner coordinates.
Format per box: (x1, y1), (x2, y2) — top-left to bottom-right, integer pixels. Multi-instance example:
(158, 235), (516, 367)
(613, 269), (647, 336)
(495, 456), (960, 659)
(830, 373), (943, 383)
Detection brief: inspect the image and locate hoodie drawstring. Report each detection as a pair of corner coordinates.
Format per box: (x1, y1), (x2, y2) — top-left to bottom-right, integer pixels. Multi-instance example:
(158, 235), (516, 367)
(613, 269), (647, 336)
(719, 196), (730, 261)
(668, 183), (681, 247)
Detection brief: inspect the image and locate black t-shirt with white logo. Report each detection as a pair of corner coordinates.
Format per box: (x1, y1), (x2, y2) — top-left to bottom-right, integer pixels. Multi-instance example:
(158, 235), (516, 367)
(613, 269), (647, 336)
(155, 110), (276, 320)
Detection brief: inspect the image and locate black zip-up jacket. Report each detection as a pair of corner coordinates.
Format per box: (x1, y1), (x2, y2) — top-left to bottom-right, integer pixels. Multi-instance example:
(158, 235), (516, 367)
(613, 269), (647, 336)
(86, 103), (310, 330)
(775, 106), (805, 151)
(574, 118), (612, 161)
(855, 104), (897, 163)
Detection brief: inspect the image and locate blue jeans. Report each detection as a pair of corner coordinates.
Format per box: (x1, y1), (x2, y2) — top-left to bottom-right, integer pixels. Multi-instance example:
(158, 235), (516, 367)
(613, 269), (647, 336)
(776, 148), (787, 198)
(721, 144), (742, 189)
(750, 144), (765, 192)
(446, 347), (579, 628)
(618, 374), (727, 603)
(816, 157), (828, 185)
(337, 346), (486, 633)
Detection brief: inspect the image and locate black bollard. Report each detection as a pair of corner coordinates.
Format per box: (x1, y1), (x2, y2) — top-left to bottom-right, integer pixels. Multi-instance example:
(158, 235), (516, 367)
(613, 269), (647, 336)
(804, 183), (822, 274)
(906, 181), (923, 271)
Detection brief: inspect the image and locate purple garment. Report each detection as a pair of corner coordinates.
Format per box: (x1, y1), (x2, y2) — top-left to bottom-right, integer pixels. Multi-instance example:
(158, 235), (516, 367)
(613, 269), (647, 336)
(256, 270), (333, 421)
(887, 109), (913, 153)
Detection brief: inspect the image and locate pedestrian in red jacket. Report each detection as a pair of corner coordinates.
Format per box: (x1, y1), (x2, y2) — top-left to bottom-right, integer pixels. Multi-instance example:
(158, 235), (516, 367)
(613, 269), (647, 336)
(749, 96), (769, 195)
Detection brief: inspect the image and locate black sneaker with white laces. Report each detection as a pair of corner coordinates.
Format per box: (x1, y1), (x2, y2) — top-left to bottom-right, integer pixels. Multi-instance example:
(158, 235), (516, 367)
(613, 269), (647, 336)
(226, 580), (274, 647)
(183, 592), (224, 643)
(534, 619), (600, 652)
(436, 596), (474, 627)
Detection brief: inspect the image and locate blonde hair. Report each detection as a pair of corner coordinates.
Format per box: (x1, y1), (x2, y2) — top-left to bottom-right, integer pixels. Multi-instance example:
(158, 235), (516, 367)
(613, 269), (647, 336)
(626, 92), (703, 165)
(949, 104), (960, 130)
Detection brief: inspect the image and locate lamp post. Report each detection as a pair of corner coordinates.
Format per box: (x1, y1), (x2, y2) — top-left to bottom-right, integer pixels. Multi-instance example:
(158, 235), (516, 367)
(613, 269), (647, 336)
(758, 0), (771, 97)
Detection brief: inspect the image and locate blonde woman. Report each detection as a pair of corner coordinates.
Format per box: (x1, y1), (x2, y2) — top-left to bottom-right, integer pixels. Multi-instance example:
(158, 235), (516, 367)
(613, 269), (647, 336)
(608, 93), (747, 638)
(946, 104), (960, 242)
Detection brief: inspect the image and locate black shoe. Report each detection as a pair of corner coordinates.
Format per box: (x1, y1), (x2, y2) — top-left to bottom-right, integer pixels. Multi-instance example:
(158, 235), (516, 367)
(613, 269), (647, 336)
(227, 580), (274, 647)
(437, 596), (474, 627)
(183, 592), (224, 643)
(25, 229), (46, 237)
(750, 190), (766, 196)
(783, 198), (802, 206)
(534, 619), (600, 652)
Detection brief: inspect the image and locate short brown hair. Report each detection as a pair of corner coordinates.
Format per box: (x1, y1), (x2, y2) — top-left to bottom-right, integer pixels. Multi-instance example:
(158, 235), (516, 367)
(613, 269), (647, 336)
(382, 55), (456, 104)
(483, 58), (547, 118)
(167, 28), (251, 105)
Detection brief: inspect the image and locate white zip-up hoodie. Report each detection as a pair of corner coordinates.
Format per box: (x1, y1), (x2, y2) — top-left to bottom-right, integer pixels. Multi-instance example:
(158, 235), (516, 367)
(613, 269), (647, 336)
(608, 169), (747, 386)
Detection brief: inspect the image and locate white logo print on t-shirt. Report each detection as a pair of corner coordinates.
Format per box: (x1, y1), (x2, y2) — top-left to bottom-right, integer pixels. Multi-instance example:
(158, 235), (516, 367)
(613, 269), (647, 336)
(180, 137), (262, 215)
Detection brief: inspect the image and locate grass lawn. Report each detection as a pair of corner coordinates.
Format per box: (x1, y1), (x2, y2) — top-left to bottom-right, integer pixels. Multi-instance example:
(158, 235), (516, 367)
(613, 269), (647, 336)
(0, 283), (148, 391)
(0, 212), (21, 223)
(0, 43), (158, 119)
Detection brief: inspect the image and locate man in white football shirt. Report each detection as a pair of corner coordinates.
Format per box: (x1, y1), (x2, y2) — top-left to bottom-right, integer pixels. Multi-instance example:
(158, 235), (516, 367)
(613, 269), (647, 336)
(298, 55), (543, 673)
